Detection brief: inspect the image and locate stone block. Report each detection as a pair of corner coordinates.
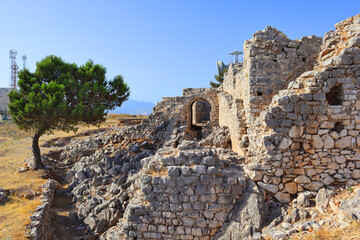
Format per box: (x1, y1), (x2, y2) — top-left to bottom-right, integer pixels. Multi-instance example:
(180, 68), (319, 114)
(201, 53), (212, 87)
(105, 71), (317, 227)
(275, 192), (290, 203)
(300, 104), (312, 114)
(320, 121), (334, 129)
(328, 162), (339, 170)
(274, 168), (284, 177)
(305, 168), (317, 177)
(191, 165), (207, 174)
(313, 92), (326, 101)
(335, 136), (352, 149)
(284, 182), (297, 194)
(246, 169), (263, 181)
(312, 135), (324, 149)
(323, 134), (335, 148)
(322, 175), (335, 185)
(167, 166), (181, 177)
(335, 53), (353, 65)
(303, 181), (323, 191)
(335, 155), (347, 164)
(278, 137), (293, 150)
(258, 182), (278, 193)
(352, 169), (360, 179)
(289, 126), (304, 138)
(182, 217), (195, 226)
(294, 175), (311, 184)
(181, 166), (192, 176)
(294, 168), (305, 175)
(315, 71), (329, 80)
(201, 156), (216, 166)
(161, 157), (174, 166)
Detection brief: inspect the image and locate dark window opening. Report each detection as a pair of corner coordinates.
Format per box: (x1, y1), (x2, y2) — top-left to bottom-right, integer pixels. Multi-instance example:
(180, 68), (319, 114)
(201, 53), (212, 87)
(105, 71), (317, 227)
(332, 122), (344, 133)
(257, 91), (263, 96)
(302, 57), (306, 62)
(326, 85), (342, 105)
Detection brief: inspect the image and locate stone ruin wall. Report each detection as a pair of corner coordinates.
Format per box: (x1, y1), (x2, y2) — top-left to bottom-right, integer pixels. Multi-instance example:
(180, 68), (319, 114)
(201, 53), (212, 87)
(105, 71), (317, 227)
(28, 179), (57, 240)
(97, 15), (360, 239)
(183, 89), (219, 129)
(107, 146), (247, 239)
(219, 27), (322, 154)
(244, 14), (360, 203)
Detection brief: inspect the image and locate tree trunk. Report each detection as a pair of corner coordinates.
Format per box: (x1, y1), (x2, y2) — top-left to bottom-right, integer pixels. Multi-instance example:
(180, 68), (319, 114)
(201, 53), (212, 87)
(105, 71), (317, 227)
(32, 133), (44, 170)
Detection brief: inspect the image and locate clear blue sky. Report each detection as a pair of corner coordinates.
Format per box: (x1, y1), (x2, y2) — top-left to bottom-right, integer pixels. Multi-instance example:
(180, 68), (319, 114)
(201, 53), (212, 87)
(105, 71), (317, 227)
(0, 1), (358, 103)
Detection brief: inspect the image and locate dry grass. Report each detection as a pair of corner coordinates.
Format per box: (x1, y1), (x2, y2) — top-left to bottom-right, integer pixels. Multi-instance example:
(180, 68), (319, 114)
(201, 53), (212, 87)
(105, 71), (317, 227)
(290, 221), (360, 240)
(0, 113), (145, 239)
(0, 197), (42, 240)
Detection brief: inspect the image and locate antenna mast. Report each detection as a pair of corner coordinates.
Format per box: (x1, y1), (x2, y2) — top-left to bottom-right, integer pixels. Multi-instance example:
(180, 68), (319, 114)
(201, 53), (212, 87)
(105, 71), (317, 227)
(229, 51), (243, 63)
(9, 50), (19, 91)
(22, 55), (27, 69)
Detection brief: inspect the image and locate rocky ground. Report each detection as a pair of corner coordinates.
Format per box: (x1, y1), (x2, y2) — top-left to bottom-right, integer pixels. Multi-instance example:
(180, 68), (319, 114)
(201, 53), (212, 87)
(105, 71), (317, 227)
(20, 102), (360, 240)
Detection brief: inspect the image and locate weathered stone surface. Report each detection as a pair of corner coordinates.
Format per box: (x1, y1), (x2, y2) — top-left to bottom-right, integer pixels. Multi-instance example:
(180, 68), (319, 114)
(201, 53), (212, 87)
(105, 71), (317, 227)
(335, 155), (347, 164)
(335, 136), (352, 149)
(339, 189), (360, 221)
(352, 169), (360, 179)
(289, 126), (304, 138)
(278, 137), (293, 150)
(315, 188), (335, 214)
(215, 182), (267, 239)
(303, 181), (323, 191)
(322, 175), (335, 185)
(258, 182), (278, 193)
(284, 182), (297, 194)
(294, 175), (311, 184)
(312, 135), (324, 149)
(275, 192), (290, 203)
(297, 191), (312, 207)
(323, 134), (335, 148)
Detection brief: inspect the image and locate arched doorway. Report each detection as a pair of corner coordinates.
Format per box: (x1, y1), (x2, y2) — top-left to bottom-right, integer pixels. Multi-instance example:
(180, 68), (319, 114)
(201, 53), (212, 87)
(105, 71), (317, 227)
(184, 95), (218, 140)
(191, 99), (211, 127)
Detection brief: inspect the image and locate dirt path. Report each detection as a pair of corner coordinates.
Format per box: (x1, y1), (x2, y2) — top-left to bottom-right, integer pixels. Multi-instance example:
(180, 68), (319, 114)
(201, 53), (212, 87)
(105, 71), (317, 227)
(51, 188), (77, 240)
(51, 186), (97, 240)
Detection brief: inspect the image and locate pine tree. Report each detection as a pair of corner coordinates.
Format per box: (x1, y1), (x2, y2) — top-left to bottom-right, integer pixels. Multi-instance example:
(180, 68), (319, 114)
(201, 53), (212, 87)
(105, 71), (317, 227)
(8, 56), (130, 169)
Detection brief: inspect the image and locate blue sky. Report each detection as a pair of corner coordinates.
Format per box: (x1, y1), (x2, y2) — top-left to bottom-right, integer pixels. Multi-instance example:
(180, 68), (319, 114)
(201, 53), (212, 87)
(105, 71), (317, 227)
(0, 1), (359, 103)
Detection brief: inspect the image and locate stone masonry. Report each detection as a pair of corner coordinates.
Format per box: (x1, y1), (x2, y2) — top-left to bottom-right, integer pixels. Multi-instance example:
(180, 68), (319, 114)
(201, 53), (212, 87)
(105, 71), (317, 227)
(62, 14), (360, 240)
(113, 144), (247, 239)
(157, 15), (360, 203)
(243, 14), (360, 202)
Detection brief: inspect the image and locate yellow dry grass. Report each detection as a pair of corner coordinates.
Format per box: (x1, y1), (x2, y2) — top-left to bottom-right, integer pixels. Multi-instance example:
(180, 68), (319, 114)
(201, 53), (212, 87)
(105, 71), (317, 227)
(0, 113), (147, 239)
(0, 197), (42, 240)
(290, 221), (360, 240)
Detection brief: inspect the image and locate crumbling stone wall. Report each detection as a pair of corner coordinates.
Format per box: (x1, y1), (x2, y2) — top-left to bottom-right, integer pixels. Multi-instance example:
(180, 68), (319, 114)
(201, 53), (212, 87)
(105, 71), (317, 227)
(244, 14), (360, 203)
(63, 14), (360, 240)
(219, 27), (322, 154)
(192, 99), (211, 125)
(111, 144), (247, 239)
(183, 88), (219, 128)
(28, 179), (57, 240)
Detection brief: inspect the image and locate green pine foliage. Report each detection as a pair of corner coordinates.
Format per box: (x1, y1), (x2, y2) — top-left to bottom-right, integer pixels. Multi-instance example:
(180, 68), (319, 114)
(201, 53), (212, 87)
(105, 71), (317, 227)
(210, 68), (228, 88)
(8, 55), (130, 169)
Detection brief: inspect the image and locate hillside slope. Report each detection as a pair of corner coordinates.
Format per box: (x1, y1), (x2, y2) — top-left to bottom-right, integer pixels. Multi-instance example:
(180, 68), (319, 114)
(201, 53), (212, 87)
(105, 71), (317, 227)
(110, 98), (155, 115)
(0, 88), (10, 111)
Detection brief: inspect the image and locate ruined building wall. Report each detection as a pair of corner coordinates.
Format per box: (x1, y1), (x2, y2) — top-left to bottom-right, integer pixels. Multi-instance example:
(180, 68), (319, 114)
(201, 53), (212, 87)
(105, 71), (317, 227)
(245, 14), (360, 203)
(219, 26), (322, 154)
(109, 147), (247, 239)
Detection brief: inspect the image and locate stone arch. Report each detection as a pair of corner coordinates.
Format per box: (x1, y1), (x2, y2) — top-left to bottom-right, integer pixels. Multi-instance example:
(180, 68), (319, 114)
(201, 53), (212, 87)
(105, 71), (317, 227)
(191, 99), (211, 126)
(183, 94), (219, 139)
